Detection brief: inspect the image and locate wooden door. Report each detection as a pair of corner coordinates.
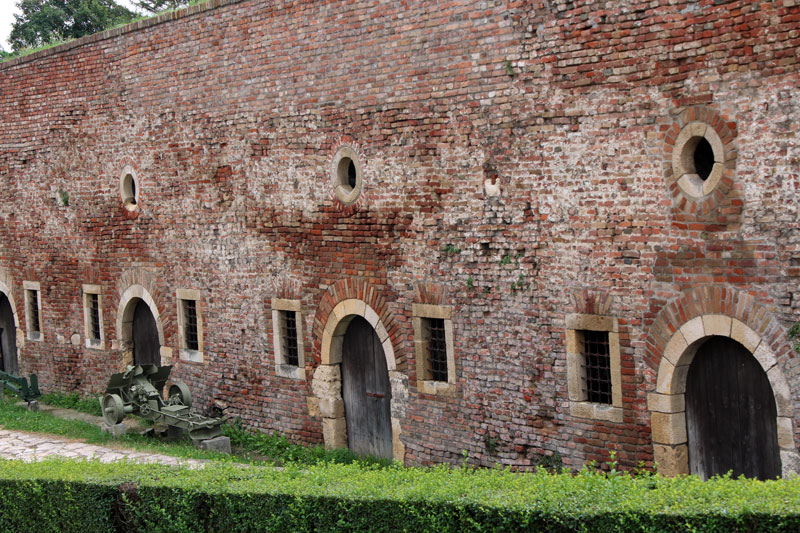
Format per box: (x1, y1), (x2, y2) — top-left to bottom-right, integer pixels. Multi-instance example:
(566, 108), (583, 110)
(0, 295), (18, 375)
(133, 300), (160, 366)
(341, 316), (393, 459)
(686, 336), (781, 480)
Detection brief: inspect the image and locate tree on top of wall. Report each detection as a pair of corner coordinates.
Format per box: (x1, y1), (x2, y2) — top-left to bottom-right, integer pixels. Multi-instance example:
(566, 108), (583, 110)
(133, 0), (191, 13)
(9, 0), (137, 52)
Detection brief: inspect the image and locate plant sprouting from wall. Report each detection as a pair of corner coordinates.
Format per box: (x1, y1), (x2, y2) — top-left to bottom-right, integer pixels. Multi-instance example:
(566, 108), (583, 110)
(789, 322), (800, 353)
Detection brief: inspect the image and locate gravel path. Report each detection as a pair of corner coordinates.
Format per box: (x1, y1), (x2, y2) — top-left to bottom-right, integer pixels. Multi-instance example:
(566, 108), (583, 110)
(0, 428), (206, 466)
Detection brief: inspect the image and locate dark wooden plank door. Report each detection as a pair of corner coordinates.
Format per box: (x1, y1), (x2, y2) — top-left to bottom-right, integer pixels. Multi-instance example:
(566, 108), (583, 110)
(686, 336), (781, 480)
(133, 300), (161, 367)
(341, 316), (393, 459)
(0, 295), (18, 375)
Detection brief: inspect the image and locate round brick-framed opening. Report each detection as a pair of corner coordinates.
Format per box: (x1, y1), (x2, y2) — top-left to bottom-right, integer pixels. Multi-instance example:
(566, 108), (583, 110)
(330, 146), (363, 205)
(119, 165), (139, 212)
(649, 314), (799, 478)
(671, 122), (726, 200)
(311, 298), (406, 462)
(116, 284), (165, 369)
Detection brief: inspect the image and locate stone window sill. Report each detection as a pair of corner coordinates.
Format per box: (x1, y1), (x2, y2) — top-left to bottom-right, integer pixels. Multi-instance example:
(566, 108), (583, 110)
(569, 401), (623, 423)
(418, 379), (457, 397)
(179, 348), (204, 364)
(276, 364), (305, 380)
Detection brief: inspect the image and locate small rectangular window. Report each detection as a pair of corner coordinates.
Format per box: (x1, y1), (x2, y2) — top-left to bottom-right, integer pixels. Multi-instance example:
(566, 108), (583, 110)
(176, 289), (203, 363)
(280, 310), (299, 367)
(425, 317), (448, 382)
(582, 330), (611, 404)
(413, 303), (456, 396)
(271, 298), (305, 380)
(88, 293), (101, 341)
(182, 299), (199, 351)
(26, 289), (40, 335)
(82, 284), (104, 349)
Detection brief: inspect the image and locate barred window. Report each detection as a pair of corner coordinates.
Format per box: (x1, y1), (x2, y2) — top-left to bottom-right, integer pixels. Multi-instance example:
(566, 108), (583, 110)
(425, 317), (448, 382)
(280, 310), (299, 367)
(88, 293), (101, 341)
(565, 313), (622, 423)
(413, 303), (455, 396)
(582, 330), (611, 405)
(182, 299), (199, 351)
(271, 299), (305, 380)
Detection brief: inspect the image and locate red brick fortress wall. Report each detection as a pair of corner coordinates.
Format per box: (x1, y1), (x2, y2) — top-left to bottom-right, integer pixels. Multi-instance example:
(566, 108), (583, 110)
(0, 0), (798, 471)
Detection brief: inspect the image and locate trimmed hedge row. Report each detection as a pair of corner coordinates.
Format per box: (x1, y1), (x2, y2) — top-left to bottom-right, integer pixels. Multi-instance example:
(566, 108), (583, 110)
(1, 459), (799, 532)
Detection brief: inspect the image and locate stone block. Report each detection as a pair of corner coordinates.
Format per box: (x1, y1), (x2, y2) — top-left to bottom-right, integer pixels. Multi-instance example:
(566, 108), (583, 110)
(650, 412), (686, 445)
(752, 342), (776, 372)
(323, 417), (347, 449)
(312, 365), (341, 400)
(768, 366), (793, 417)
(662, 332), (688, 366)
(102, 422), (127, 438)
(199, 436), (231, 454)
(565, 313), (616, 332)
(730, 319), (760, 353)
(647, 392), (684, 414)
(777, 416), (795, 449)
(653, 443), (689, 477)
(392, 418), (405, 462)
(781, 450), (800, 479)
(679, 316), (705, 345)
(318, 398), (344, 418)
(701, 314), (731, 337)
(306, 396), (320, 417)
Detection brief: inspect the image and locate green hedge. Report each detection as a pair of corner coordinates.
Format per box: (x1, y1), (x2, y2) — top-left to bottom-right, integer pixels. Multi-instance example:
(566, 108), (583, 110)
(1, 459), (799, 532)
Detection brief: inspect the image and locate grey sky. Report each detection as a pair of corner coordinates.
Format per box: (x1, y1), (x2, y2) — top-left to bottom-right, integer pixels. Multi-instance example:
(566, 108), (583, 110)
(0, 1), (142, 51)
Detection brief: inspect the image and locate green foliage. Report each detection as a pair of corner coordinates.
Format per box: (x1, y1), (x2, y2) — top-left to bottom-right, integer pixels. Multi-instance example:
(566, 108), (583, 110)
(789, 322), (800, 353)
(39, 391), (101, 416)
(1, 458), (800, 532)
(133, 0), (190, 13)
(482, 433), (499, 455)
(222, 418), (392, 468)
(9, 0), (138, 52)
(443, 243), (461, 254)
(466, 276), (474, 289)
(499, 254), (511, 265)
(505, 59), (515, 77)
(57, 189), (69, 206)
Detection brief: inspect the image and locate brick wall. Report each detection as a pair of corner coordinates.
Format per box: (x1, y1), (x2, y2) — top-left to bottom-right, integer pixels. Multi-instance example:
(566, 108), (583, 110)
(0, 0), (798, 470)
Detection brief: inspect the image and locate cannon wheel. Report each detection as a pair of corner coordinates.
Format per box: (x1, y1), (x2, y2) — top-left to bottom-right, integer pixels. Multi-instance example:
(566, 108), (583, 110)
(169, 381), (192, 408)
(102, 393), (125, 426)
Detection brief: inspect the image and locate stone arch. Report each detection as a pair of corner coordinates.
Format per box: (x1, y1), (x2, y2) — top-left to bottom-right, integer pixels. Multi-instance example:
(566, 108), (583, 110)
(0, 275), (22, 372)
(0, 278), (21, 332)
(116, 284), (166, 368)
(645, 287), (800, 477)
(311, 280), (407, 462)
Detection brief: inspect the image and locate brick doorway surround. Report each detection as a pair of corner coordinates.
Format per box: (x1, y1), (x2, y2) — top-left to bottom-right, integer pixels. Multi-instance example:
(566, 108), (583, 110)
(645, 287), (800, 477)
(309, 280), (407, 462)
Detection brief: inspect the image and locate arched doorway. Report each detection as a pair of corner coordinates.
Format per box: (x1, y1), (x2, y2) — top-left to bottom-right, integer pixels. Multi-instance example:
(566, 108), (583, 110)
(341, 316), (393, 458)
(0, 294), (18, 374)
(686, 336), (780, 480)
(132, 299), (160, 366)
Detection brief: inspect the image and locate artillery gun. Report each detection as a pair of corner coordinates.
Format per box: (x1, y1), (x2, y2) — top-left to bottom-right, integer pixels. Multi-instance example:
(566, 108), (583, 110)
(0, 370), (41, 408)
(101, 364), (222, 442)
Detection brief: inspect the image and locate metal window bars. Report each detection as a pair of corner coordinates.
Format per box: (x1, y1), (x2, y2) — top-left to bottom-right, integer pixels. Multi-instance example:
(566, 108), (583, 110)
(183, 299), (199, 351)
(582, 330), (611, 404)
(88, 293), (101, 340)
(281, 310), (299, 367)
(426, 318), (448, 382)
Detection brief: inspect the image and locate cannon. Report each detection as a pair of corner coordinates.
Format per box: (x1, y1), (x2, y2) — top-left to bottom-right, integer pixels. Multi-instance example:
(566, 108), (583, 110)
(101, 364), (222, 442)
(0, 370), (41, 406)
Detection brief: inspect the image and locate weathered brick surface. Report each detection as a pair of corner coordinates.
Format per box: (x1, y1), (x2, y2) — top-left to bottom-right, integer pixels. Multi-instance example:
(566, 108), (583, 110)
(0, 0), (799, 470)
